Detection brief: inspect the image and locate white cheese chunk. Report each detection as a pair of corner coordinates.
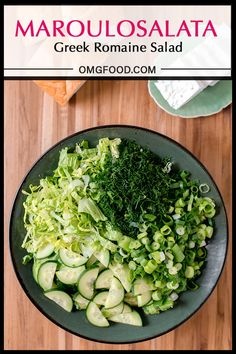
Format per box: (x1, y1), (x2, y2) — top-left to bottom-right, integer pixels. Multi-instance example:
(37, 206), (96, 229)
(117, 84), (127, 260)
(155, 80), (219, 110)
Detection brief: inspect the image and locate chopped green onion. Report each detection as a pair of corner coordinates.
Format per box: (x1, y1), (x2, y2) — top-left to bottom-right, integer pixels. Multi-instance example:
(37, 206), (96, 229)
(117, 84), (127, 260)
(152, 290), (162, 301)
(175, 263), (182, 271)
(151, 242), (160, 251)
(161, 215), (174, 226)
(168, 266), (178, 275)
(206, 226), (213, 238)
(140, 258), (148, 267)
(128, 260), (137, 270)
(129, 240), (142, 249)
(187, 194), (194, 211)
(144, 260), (157, 274)
(153, 231), (164, 242)
(144, 214), (156, 221)
(137, 232), (148, 240)
(187, 280), (199, 290)
(176, 226), (185, 236)
(165, 251), (174, 260)
(151, 251), (165, 263)
(168, 206), (175, 214)
(169, 292), (179, 301)
(175, 198), (186, 208)
(159, 299), (174, 311)
(155, 280), (164, 288)
(199, 183), (210, 194)
(160, 225), (172, 236)
(190, 185), (199, 194)
(119, 248), (129, 258)
(185, 266), (194, 278)
(166, 281), (179, 290)
(141, 237), (150, 245)
(188, 240), (195, 249)
(172, 244), (185, 262)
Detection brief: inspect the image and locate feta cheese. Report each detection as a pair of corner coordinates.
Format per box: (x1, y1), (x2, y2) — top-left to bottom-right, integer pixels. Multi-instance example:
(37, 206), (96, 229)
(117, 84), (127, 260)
(155, 80), (219, 110)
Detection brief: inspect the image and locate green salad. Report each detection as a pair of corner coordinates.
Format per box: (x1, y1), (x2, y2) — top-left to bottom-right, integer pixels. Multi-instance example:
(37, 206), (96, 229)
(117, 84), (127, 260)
(21, 138), (216, 327)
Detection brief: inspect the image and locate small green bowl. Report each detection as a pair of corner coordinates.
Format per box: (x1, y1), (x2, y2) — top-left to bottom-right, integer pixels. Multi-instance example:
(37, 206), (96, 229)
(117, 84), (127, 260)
(148, 80), (232, 118)
(9, 125), (228, 344)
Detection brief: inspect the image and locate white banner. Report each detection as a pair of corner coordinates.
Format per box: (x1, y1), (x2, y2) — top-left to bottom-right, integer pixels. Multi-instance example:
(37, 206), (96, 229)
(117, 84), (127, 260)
(4, 5), (231, 77)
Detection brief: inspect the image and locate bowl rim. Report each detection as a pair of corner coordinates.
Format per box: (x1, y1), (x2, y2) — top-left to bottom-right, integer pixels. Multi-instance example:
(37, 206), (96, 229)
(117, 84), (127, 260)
(9, 124), (229, 344)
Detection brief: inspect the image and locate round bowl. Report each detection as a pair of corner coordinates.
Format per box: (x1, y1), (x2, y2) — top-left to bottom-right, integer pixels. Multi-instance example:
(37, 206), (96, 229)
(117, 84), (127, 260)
(9, 125), (228, 344)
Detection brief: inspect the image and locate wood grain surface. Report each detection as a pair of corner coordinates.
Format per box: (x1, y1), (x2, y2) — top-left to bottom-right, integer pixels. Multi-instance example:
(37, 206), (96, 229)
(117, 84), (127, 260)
(4, 80), (232, 350)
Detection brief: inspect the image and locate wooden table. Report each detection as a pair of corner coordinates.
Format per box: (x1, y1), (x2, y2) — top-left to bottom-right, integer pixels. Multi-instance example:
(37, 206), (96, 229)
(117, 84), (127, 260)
(4, 80), (232, 350)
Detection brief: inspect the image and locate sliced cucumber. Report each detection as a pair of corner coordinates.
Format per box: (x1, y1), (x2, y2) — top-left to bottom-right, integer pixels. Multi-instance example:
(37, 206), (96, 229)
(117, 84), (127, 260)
(86, 254), (98, 267)
(86, 301), (109, 327)
(124, 292), (138, 307)
(101, 302), (124, 317)
(93, 291), (109, 306)
(44, 290), (73, 312)
(94, 249), (110, 268)
(137, 291), (152, 307)
(32, 254), (58, 283)
(38, 262), (57, 291)
(59, 248), (88, 267)
(35, 243), (54, 259)
(133, 276), (156, 295)
(80, 244), (94, 258)
(122, 304), (132, 313)
(32, 260), (45, 283)
(73, 293), (89, 310)
(98, 262), (106, 272)
(78, 267), (100, 300)
(95, 269), (113, 289)
(109, 261), (132, 292)
(56, 265), (85, 285)
(105, 277), (124, 309)
(108, 311), (142, 326)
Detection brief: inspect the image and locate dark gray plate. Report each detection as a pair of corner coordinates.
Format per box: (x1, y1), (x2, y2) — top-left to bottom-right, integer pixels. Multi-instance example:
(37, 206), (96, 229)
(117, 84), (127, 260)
(9, 125), (228, 344)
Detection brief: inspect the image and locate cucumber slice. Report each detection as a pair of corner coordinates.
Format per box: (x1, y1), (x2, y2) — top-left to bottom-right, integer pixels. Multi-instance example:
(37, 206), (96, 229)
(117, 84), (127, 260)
(122, 304), (132, 313)
(108, 311), (142, 326)
(73, 293), (89, 310)
(133, 277), (156, 295)
(80, 244), (94, 258)
(98, 262), (106, 272)
(101, 302), (124, 317)
(35, 243), (54, 259)
(95, 269), (113, 289)
(59, 248), (88, 267)
(78, 267), (100, 300)
(86, 301), (109, 327)
(137, 291), (152, 307)
(94, 249), (110, 267)
(109, 261), (132, 292)
(56, 265), (85, 285)
(38, 262), (57, 291)
(44, 290), (73, 312)
(105, 277), (124, 309)
(32, 260), (44, 283)
(86, 254), (97, 267)
(32, 254), (58, 283)
(124, 292), (138, 307)
(93, 291), (109, 306)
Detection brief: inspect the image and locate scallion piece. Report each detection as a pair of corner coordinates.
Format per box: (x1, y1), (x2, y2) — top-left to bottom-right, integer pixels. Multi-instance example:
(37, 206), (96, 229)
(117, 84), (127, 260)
(199, 183), (210, 194)
(160, 225), (172, 236)
(172, 244), (185, 262)
(185, 266), (194, 278)
(144, 260), (157, 274)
